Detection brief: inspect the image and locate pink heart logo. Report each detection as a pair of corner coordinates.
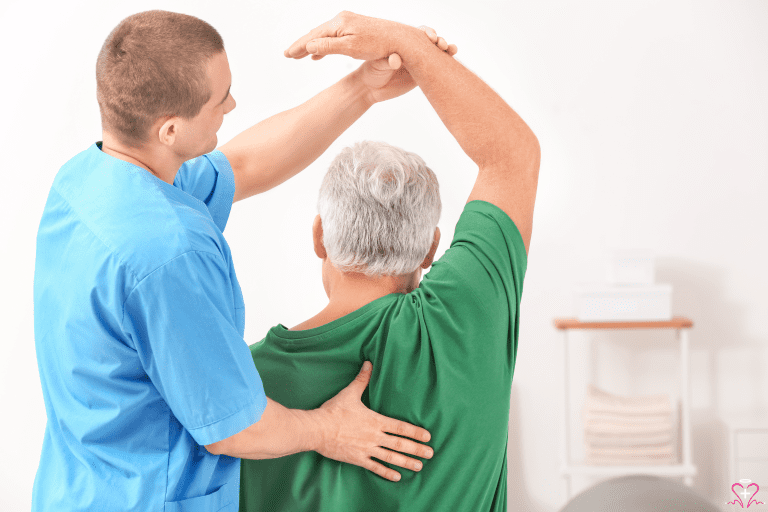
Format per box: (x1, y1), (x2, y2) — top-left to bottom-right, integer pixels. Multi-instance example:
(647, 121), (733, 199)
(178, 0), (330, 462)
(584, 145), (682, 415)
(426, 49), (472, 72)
(732, 483), (762, 508)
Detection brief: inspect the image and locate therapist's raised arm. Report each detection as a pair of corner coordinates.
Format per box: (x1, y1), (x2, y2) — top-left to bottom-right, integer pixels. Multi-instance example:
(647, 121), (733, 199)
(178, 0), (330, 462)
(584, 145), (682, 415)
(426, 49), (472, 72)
(205, 362), (432, 482)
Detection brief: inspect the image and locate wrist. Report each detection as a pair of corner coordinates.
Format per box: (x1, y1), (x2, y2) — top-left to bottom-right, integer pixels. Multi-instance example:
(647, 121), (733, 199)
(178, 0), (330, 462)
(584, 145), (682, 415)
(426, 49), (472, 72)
(390, 23), (430, 66)
(346, 67), (378, 108)
(303, 407), (329, 454)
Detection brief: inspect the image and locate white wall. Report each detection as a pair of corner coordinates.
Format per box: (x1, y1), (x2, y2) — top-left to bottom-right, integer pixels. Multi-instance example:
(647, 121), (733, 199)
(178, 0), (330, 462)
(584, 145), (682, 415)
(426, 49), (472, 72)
(1, 0), (765, 510)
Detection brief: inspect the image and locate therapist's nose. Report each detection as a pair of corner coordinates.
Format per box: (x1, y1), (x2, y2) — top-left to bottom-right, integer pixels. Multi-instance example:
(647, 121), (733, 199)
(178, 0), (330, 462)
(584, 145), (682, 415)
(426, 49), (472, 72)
(226, 94), (236, 114)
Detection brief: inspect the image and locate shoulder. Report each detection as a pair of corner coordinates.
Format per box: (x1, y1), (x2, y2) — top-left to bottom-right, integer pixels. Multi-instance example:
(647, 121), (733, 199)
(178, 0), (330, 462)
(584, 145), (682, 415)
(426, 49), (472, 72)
(404, 200), (528, 330)
(50, 146), (230, 281)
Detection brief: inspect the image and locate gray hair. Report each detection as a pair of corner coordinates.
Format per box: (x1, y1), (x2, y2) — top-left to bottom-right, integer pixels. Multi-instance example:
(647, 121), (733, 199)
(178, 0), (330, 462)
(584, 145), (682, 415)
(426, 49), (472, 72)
(317, 140), (441, 277)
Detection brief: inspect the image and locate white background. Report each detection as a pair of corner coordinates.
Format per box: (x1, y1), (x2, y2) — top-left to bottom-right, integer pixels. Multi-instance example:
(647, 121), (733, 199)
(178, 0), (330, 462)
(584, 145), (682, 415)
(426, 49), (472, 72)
(1, 0), (766, 510)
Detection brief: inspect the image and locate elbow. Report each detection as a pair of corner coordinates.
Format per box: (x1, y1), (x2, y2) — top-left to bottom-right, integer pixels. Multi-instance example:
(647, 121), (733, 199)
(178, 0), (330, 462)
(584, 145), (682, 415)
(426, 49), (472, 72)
(528, 133), (541, 159)
(527, 134), (541, 173)
(204, 441), (224, 456)
(508, 127), (540, 171)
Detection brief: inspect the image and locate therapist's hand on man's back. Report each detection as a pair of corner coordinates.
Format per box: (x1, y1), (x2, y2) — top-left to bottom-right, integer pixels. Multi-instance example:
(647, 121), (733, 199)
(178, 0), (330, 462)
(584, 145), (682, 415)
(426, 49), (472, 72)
(314, 362), (434, 479)
(206, 362), (432, 482)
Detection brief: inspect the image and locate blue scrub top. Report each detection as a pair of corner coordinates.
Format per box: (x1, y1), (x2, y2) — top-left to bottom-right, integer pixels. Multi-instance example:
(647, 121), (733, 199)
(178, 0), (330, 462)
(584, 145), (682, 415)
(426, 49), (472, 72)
(32, 141), (268, 511)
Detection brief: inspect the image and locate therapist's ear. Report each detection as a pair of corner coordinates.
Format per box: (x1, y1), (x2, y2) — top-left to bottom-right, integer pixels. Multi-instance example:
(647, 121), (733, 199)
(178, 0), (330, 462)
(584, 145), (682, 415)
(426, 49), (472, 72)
(157, 116), (179, 147)
(313, 215), (327, 259)
(420, 227), (441, 269)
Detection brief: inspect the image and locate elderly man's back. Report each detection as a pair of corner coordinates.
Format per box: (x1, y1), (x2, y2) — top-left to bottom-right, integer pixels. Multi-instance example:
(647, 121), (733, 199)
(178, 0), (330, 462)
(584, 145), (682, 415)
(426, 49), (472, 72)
(241, 200), (526, 511)
(241, 17), (539, 511)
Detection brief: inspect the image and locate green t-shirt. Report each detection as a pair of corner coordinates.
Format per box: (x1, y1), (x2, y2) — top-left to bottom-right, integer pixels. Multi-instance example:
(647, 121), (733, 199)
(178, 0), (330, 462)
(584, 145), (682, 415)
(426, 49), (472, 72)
(240, 200), (527, 511)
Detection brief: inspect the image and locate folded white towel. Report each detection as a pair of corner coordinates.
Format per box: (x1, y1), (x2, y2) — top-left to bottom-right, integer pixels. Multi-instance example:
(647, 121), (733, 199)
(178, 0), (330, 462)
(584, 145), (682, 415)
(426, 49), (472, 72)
(585, 454), (676, 466)
(586, 442), (677, 466)
(585, 385), (673, 415)
(584, 431), (674, 447)
(584, 420), (673, 436)
(587, 443), (675, 457)
(584, 410), (672, 424)
(587, 384), (670, 404)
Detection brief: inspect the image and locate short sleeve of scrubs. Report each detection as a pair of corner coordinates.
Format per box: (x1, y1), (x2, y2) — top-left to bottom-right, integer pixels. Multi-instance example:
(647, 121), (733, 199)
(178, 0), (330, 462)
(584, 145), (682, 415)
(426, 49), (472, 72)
(173, 150), (236, 231)
(121, 249), (268, 446)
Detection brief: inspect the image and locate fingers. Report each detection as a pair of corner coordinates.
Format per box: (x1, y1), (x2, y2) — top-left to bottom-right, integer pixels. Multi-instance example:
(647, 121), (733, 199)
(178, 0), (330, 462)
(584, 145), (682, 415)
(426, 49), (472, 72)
(284, 35), (315, 59)
(417, 26), (457, 57)
(284, 19), (457, 62)
(284, 12), (345, 59)
(380, 432), (434, 460)
(373, 446), (424, 472)
(364, 444), (429, 482)
(384, 416), (431, 444)
(363, 457), (402, 482)
(418, 25), (437, 44)
(305, 38), (327, 56)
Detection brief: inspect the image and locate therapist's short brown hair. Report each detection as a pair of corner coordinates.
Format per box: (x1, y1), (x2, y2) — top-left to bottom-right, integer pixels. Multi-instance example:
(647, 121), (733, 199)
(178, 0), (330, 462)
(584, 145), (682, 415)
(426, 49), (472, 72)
(96, 10), (224, 149)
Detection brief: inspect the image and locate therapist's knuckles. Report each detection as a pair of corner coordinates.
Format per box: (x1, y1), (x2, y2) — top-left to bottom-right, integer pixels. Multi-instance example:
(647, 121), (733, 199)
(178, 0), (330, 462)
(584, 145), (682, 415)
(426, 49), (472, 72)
(390, 417), (431, 444)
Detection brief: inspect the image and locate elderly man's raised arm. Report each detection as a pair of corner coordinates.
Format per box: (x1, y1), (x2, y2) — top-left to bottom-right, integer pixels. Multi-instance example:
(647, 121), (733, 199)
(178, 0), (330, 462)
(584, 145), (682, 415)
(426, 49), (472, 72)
(394, 28), (540, 255)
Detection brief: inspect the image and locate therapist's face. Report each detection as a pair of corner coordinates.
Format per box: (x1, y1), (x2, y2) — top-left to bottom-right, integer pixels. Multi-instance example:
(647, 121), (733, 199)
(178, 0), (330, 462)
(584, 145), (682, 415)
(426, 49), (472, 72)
(171, 50), (236, 159)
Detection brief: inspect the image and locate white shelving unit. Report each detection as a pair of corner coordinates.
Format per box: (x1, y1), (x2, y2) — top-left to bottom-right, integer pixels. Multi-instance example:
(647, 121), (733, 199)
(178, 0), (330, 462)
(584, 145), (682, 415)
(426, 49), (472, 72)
(553, 316), (697, 501)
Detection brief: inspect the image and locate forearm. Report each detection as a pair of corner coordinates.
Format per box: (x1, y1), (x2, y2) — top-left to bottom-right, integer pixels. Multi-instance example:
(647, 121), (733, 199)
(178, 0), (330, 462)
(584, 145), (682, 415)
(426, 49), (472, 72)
(224, 72), (373, 202)
(394, 26), (538, 168)
(206, 397), (320, 459)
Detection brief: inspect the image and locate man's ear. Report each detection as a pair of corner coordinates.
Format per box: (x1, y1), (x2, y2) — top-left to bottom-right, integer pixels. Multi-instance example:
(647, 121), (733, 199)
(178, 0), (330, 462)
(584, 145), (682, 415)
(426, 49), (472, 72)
(313, 215), (327, 259)
(420, 227), (441, 269)
(157, 116), (178, 147)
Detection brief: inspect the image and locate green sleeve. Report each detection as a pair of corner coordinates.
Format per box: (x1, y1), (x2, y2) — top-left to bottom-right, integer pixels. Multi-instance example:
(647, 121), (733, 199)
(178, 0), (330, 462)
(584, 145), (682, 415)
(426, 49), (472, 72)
(417, 200), (528, 365)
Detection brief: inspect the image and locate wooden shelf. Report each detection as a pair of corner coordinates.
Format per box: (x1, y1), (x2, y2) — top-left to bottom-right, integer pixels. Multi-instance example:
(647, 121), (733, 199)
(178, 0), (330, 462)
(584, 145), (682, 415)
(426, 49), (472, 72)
(555, 316), (696, 501)
(553, 317), (693, 330)
(561, 463), (697, 478)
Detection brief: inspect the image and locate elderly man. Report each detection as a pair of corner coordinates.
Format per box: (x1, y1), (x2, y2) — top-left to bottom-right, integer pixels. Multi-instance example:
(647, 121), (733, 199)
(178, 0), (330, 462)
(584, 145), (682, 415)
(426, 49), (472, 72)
(31, 9), (459, 512)
(239, 12), (540, 512)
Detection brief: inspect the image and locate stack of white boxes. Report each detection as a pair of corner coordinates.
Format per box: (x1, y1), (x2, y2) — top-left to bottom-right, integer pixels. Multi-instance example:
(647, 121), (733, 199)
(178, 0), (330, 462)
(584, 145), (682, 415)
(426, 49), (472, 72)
(573, 249), (672, 321)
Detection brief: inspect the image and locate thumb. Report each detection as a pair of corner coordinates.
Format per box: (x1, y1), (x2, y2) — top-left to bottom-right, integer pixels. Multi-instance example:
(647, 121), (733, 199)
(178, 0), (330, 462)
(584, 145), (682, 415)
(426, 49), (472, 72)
(306, 38), (330, 55)
(388, 52), (402, 70)
(346, 361), (372, 398)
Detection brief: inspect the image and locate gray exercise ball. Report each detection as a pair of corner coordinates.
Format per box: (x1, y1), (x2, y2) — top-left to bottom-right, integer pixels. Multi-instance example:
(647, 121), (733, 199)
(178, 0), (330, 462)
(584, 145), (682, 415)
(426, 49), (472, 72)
(558, 475), (720, 512)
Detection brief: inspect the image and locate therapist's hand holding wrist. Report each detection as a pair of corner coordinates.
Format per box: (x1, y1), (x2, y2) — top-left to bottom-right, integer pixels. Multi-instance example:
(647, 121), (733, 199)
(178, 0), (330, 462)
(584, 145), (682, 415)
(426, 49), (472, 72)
(283, 11), (458, 106)
(205, 362), (433, 482)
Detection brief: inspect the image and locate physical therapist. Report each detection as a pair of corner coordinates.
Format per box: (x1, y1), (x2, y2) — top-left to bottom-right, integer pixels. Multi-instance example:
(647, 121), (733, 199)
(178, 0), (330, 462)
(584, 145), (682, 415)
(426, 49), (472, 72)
(32, 10), (457, 512)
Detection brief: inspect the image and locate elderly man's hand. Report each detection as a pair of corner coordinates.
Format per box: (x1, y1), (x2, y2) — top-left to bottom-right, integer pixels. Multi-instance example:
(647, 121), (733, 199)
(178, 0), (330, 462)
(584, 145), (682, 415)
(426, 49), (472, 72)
(283, 11), (458, 104)
(283, 11), (435, 62)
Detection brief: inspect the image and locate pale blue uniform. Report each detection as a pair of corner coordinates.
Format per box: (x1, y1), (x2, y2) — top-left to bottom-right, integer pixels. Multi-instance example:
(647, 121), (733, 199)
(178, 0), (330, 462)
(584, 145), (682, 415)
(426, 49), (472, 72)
(32, 141), (268, 511)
